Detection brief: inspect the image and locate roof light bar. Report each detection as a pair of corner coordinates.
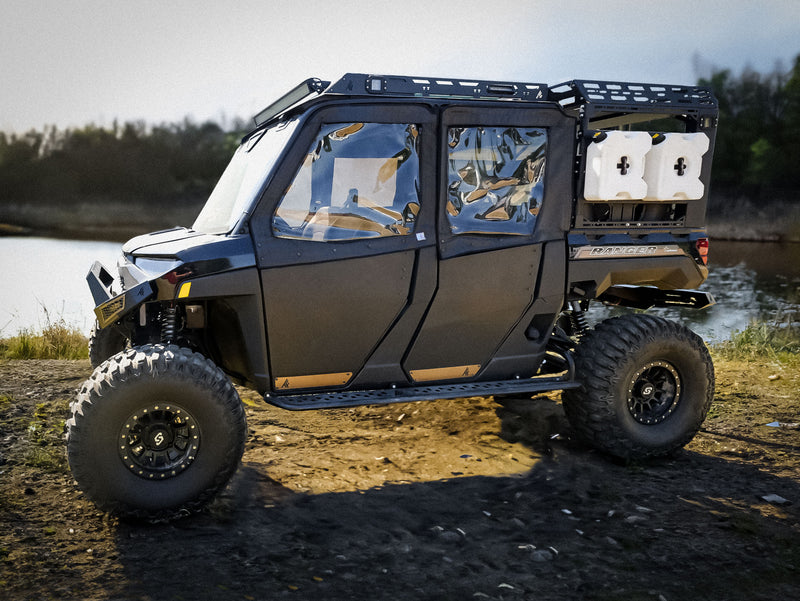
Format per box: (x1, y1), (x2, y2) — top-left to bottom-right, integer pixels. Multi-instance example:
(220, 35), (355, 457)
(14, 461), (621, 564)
(253, 78), (329, 127)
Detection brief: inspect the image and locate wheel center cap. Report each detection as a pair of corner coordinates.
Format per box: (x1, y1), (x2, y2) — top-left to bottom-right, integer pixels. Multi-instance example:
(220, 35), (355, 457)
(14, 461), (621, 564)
(149, 427), (170, 450)
(641, 384), (655, 397)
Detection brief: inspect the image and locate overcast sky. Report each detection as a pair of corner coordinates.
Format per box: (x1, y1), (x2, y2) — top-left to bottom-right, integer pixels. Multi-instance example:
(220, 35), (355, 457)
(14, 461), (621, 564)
(1, 0), (798, 133)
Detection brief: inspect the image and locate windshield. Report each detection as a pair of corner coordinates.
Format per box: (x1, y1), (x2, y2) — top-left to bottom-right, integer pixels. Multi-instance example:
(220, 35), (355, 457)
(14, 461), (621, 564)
(193, 118), (299, 234)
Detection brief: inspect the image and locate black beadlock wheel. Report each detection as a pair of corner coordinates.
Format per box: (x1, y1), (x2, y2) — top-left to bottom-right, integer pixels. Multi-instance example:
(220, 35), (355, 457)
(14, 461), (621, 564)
(67, 344), (246, 519)
(118, 402), (201, 480)
(626, 361), (680, 425)
(562, 314), (715, 460)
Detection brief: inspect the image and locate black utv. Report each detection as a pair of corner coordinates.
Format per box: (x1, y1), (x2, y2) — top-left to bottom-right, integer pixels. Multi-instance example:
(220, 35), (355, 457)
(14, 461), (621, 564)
(67, 74), (719, 518)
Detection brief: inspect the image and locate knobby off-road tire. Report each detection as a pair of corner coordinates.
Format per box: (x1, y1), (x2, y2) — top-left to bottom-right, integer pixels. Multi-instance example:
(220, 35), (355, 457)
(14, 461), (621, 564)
(67, 344), (247, 519)
(562, 314), (714, 460)
(88, 322), (129, 369)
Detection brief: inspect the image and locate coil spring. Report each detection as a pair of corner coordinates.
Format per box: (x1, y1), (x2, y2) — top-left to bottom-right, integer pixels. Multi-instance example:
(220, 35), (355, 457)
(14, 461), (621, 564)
(161, 305), (178, 343)
(569, 301), (590, 339)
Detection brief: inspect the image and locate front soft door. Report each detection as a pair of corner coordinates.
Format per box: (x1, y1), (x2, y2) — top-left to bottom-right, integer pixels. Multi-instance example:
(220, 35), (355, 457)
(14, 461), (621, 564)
(262, 252), (415, 390)
(251, 105), (437, 392)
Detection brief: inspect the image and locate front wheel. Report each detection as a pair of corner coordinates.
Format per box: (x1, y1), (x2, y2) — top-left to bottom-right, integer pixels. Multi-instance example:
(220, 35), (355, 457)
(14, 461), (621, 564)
(67, 344), (247, 519)
(562, 314), (714, 460)
(88, 321), (129, 368)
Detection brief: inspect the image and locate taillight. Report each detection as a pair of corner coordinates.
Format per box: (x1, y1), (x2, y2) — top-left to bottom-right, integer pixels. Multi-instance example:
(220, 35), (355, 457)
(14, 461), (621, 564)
(696, 238), (709, 265)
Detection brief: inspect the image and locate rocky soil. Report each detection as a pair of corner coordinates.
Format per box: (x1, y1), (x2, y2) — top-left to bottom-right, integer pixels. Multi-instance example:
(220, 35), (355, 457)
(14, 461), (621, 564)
(1, 357), (798, 601)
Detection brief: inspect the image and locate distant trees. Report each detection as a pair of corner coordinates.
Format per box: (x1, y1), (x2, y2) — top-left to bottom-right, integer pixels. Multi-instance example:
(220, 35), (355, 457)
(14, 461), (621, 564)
(700, 54), (800, 196)
(0, 117), (246, 208)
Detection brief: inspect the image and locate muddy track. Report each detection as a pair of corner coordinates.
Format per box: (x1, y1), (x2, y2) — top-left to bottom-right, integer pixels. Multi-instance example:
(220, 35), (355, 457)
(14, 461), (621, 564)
(1, 359), (798, 600)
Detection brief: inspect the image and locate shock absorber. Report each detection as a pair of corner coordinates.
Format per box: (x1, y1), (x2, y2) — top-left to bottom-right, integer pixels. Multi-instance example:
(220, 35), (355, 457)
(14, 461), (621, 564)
(569, 300), (590, 339)
(161, 304), (178, 344)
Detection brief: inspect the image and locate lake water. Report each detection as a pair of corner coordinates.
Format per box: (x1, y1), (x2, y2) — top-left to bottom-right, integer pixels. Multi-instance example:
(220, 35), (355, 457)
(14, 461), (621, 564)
(0, 237), (122, 336)
(589, 240), (800, 342)
(0, 237), (798, 341)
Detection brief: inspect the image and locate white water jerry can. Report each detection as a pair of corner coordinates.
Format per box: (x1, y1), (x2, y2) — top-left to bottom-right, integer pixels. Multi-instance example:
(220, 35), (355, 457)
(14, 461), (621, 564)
(583, 130), (651, 201)
(643, 132), (710, 201)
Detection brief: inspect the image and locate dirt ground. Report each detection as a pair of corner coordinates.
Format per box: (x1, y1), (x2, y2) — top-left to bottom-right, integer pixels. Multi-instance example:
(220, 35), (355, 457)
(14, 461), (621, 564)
(1, 357), (798, 601)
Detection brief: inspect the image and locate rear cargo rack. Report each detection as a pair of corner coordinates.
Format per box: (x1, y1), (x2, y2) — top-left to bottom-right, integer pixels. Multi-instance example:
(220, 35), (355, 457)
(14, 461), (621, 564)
(548, 79), (718, 130)
(549, 80), (718, 233)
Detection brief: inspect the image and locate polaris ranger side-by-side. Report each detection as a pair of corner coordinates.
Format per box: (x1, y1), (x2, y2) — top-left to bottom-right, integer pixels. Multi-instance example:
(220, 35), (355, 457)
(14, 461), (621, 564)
(67, 74), (718, 518)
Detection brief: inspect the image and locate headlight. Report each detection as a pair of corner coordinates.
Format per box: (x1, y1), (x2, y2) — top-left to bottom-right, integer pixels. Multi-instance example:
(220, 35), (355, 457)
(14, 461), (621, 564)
(132, 257), (182, 277)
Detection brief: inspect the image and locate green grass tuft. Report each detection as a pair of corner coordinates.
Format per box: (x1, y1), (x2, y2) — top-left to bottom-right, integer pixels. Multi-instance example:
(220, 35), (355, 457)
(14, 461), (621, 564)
(714, 309), (800, 363)
(23, 400), (70, 473)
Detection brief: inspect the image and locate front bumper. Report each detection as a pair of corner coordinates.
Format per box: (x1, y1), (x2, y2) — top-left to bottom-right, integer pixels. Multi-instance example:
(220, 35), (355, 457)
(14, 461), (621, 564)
(87, 261), (154, 328)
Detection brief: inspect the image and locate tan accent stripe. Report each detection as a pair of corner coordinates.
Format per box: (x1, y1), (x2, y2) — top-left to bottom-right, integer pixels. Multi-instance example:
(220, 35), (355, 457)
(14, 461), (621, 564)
(409, 365), (481, 382)
(274, 372), (352, 390)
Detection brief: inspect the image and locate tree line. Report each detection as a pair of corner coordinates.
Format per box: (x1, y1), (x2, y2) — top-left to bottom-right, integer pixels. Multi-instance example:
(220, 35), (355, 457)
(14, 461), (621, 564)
(1, 56), (799, 212)
(0, 118), (247, 208)
(701, 54), (800, 196)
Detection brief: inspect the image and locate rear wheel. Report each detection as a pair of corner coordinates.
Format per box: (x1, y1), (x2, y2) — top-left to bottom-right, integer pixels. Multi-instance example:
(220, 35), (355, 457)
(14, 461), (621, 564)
(562, 314), (714, 460)
(67, 344), (246, 519)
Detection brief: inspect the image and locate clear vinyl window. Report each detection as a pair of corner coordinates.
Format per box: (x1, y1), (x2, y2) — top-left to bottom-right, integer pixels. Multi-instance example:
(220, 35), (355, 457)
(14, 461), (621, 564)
(447, 126), (547, 236)
(273, 122), (421, 242)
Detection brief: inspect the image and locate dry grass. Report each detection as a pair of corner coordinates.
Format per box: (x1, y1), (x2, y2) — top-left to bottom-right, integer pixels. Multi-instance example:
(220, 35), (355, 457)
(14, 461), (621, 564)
(0, 309), (88, 360)
(713, 309), (800, 364)
(707, 194), (800, 242)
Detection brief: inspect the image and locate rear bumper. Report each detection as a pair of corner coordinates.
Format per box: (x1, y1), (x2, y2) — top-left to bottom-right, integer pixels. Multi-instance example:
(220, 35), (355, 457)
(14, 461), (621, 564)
(598, 285), (715, 310)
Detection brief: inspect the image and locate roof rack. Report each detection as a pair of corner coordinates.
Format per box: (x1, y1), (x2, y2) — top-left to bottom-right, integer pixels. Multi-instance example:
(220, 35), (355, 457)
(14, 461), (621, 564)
(251, 75), (718, 131)
(548, 80), (718, 130)
(325, 73), (547, 102)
